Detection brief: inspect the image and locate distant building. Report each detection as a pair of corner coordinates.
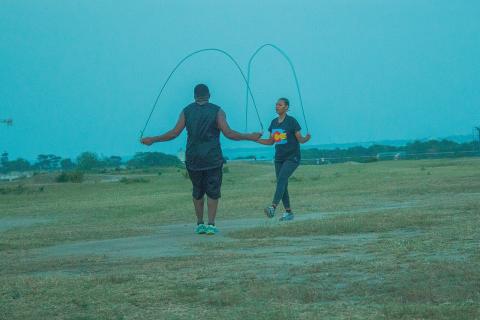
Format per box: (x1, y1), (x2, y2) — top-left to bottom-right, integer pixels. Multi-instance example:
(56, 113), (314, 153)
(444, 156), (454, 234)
(376, 152), (406, 160)
(0, 171), (33, 181)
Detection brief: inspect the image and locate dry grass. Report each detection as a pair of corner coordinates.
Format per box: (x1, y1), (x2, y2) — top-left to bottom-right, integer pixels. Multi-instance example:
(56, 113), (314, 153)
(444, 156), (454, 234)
(1, 158), (479, 319)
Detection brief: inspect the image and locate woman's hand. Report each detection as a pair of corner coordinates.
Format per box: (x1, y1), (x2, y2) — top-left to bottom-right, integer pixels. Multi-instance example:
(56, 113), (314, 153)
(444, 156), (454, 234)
(304, 133), (311, 143)
(295, 131), (311, 144)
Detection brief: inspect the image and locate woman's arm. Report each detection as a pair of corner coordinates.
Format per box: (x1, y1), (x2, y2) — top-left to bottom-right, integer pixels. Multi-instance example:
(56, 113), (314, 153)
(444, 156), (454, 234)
(256, 134), (275, 145)
(141, 112), (186, 145)
(294, 131), (311, 144)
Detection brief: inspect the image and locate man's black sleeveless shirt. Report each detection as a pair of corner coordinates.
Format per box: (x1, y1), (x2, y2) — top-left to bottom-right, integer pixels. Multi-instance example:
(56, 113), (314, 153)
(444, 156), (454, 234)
(183, 102), (223, 171)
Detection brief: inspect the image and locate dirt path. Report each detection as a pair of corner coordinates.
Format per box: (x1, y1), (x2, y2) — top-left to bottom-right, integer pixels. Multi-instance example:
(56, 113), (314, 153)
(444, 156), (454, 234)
(33, 201), (420, 261)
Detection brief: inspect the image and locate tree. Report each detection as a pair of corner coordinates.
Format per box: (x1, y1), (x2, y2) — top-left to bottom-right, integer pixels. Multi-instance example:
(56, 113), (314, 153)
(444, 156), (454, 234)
(0, 152), (8, 173)
(36, 154), (62, 170)
(49, 154), (62, 169)
(103, 156), (122, 168)
(127, 152), (182, 168)
(301, 139), (474, 164)
(77, 152), (100, 170)
(36, 154), (49, 169)
(1, 152), (8, 167)
(7, 158), (31, 171)
(0, 157), (31, 173)
(60, 158), (76, 170)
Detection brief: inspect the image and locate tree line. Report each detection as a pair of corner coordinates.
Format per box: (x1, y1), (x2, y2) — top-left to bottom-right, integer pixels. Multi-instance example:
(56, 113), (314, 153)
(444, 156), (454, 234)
(302, 139), (479, 163)
(1, 139), (478, 173)
(0, 151), (182, 173)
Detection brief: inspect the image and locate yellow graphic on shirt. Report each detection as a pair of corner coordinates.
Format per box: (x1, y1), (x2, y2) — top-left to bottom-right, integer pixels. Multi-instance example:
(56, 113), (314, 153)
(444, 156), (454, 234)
(272, 129), (287, 144)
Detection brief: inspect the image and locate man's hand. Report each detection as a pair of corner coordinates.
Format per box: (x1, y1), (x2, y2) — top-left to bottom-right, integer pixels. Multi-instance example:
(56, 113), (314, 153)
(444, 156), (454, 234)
(249, 132), (263, 141)
(141, 137), (154, 146)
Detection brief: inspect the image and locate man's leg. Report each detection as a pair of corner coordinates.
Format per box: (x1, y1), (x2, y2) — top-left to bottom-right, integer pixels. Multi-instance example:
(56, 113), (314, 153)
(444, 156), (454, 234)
(188, 169), (206, 224)
(205, 166), (222, 231)
(207, 197), (218, 225)
(193, 197), (205, 224)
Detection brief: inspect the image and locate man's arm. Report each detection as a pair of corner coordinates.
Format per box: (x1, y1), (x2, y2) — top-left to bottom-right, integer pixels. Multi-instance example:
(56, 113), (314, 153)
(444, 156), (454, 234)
(294, 131), (311, 144)
(141, 112), (186, 145)
(217, 109), (261, 141)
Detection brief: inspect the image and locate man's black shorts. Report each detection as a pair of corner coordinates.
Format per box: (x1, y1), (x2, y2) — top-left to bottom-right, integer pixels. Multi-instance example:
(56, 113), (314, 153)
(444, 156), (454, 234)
(187, 166), (223, 200)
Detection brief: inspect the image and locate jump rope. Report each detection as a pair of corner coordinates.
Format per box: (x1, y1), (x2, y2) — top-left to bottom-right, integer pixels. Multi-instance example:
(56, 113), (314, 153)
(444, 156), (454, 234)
(139, 44), (308, 139)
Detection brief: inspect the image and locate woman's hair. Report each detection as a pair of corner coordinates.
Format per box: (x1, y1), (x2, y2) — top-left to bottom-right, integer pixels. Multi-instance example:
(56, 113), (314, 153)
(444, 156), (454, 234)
(278, 97), (289, 107)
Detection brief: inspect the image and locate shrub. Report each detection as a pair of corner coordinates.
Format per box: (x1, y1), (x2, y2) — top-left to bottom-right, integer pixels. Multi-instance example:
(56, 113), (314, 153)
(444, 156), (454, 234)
(55, 171), (84, 183)
(55, 172), (69, 183)
(119, 177), (149, 184)
(0, 185), (27, 195)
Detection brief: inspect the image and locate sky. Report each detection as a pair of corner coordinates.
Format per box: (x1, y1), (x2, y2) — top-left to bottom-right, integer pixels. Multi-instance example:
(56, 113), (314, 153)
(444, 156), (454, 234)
(1, 0), (479, 160)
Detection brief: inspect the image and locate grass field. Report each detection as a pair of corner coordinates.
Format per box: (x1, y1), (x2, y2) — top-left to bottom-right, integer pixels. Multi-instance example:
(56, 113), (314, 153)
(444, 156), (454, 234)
(1, 158), (479, 319)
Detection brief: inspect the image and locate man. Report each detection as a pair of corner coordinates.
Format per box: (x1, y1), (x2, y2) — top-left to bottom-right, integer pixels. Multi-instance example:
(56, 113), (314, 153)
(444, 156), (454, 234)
(141, 84), (261, 235)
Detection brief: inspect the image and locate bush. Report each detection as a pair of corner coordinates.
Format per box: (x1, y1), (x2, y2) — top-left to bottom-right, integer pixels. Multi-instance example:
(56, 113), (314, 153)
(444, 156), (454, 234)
(361, 157), (378, 163)
(0, 185), (27, 195)
(55, 171), (84, 183)
(69, 172), (84, 183)
(55, 172), (69, 183)
(119, 177), (149, 184)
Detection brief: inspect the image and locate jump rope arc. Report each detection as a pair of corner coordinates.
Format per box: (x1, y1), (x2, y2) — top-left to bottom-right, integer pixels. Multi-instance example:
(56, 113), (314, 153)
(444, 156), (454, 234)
(244, 44), (309, 133)
(140, 48), (264, 140)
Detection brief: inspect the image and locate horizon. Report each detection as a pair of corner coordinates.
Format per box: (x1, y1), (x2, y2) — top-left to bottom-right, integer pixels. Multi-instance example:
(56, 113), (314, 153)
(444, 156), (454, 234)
(2, 131), (477, 163)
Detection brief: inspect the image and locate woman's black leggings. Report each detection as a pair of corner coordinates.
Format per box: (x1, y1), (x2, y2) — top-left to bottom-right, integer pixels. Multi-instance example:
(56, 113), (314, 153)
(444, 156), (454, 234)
(273, 158), (299, 208)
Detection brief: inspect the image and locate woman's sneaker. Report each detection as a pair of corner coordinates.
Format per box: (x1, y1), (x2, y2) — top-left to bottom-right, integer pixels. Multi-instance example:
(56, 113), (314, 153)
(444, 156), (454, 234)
(206, 224), (218, 235)
(195, 223), (207, 234)
(279, 212), (294, 221)
(264, 206), (276, 218)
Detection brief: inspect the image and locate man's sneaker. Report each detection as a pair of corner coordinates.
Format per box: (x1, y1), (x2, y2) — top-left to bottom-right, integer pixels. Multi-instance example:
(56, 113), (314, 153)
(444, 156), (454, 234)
(264, 206), (276, 218)
(195, 223), (207, 234)
(206, 224), (218, 235)
(279, 212), (294, 221)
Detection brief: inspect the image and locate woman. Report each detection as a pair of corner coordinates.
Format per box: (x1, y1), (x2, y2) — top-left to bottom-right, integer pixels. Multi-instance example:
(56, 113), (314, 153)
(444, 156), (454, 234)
(257, 98), (311, 221)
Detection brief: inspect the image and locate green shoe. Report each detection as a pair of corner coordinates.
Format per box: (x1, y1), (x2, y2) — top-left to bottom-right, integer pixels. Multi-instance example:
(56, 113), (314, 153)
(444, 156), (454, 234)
(264, 206), (276, 218)
(195, 224), (207, 234)
(279, 212), (294, 221)
(205, 224), (218, 235)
